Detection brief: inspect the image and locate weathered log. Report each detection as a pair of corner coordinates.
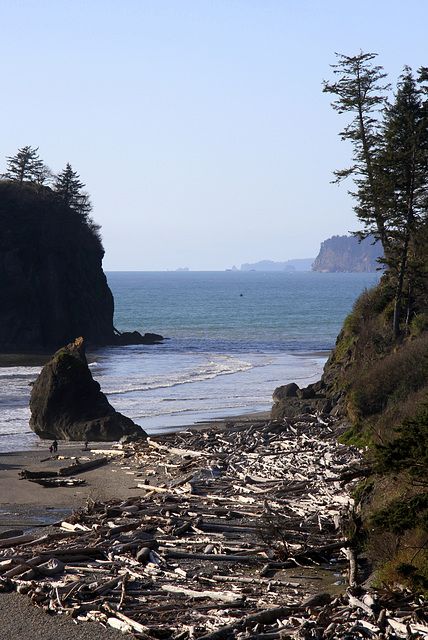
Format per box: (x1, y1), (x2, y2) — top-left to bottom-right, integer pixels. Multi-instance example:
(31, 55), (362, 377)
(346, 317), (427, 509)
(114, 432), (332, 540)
(347, 591), (375, 617)
(102, 602), (151, 634)
(20, 456), (108, 481)
(59, 456), (108, 476)
(0, 529), (24, 540)
(0, 534), (34, 548)
(91, 575), (123, 597)
(20, 469), (58, 479)
(211, 574), (300, 588)
(3, 556), (44, 579)
(340, 467), (373, 485)
(342, 547), (357, 587)
(161, 584), (241, 603)
(22, 558), (65, 579)
(29, 477), (85, 487)
(197, 605), (300, 640)
(165, 549), (262, 563)
(147, 439), (207, 458)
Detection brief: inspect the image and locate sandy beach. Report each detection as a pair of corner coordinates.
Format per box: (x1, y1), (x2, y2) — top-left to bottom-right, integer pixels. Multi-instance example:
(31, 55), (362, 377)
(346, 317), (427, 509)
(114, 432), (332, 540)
(0, 445), (145, 534)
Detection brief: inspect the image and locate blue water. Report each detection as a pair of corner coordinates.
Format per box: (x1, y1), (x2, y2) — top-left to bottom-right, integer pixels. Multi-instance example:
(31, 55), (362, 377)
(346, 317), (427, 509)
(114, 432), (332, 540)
(0, 271), (378, 452)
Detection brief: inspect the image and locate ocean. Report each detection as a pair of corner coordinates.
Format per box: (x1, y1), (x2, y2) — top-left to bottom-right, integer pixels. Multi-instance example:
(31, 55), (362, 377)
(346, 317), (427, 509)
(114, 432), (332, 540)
(0, 271), (378, 452)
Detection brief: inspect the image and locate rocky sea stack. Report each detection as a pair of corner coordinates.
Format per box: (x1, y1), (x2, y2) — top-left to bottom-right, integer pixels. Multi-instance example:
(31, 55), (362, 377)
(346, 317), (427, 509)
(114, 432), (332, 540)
(29, 337), (146, 442)
(0, 181), (115, 352)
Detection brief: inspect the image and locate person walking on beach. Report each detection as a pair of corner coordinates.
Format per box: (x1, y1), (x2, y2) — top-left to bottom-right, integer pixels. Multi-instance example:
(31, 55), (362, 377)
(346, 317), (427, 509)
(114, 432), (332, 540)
(53, 439), (58, 453)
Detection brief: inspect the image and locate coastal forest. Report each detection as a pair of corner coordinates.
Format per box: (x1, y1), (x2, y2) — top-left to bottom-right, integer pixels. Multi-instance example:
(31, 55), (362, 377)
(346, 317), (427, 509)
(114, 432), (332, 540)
(323, 53), (428, 591)
(0, 146), (116, 351)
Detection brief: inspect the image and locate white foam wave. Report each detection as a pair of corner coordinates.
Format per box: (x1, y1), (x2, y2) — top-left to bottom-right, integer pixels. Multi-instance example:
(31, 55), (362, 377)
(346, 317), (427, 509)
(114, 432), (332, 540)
(103, 355), (259, 396)
(0, 367), (41, 379)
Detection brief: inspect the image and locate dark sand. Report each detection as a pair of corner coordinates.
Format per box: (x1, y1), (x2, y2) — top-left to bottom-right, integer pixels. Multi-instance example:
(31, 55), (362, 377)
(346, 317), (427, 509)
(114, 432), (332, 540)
(0, 591), (134, 640)
(0, 444), (151, 534)
(0, 441), (166, 639)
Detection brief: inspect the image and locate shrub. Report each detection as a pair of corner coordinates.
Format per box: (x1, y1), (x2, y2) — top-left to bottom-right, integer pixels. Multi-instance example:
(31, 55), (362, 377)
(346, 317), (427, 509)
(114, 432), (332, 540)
(348, 335), (428, 419)
(371, 493), (428, 535)
(410, 313), (428, 338)
(375, 403), (428, 485)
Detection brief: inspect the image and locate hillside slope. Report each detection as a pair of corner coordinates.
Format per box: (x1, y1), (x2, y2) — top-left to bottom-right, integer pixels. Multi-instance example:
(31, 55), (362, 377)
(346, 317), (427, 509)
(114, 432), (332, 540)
(271, 274), (428, 591)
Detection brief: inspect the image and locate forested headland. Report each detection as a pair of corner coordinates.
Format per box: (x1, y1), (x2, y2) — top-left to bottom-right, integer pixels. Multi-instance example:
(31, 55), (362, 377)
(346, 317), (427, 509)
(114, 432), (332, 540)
(0, 146), (116, 351)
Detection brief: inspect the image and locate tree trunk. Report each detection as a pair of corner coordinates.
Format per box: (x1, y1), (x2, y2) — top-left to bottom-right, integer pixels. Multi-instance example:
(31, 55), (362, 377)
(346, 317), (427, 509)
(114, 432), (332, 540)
(392, 234), (410, 340)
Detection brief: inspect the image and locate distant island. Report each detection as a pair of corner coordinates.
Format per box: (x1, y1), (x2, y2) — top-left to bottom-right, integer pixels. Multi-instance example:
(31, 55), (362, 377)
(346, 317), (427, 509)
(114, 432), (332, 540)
(311, 234), (383, 272)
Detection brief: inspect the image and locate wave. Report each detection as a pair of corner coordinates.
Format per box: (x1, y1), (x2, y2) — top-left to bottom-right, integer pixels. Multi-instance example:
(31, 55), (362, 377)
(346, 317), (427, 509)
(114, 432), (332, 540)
(0, 430), (33, 437)
(132, 399), (270, 420)
(0, 367), (42, 379)
(103, 354), (270, 396)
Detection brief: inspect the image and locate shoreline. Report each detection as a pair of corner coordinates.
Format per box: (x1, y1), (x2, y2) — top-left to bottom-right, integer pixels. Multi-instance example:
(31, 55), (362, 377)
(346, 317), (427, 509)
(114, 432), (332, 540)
(0, 349), (331, 368)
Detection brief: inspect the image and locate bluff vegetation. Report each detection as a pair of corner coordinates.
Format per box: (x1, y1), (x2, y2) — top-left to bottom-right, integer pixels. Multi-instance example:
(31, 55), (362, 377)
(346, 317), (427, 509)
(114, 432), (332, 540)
(0, 147), (115, 352)
(273, 53), (428, 592)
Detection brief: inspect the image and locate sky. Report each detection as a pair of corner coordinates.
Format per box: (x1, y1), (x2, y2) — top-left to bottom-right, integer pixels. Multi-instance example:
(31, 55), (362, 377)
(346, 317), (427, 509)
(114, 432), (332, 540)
(1, 0), (427, 271)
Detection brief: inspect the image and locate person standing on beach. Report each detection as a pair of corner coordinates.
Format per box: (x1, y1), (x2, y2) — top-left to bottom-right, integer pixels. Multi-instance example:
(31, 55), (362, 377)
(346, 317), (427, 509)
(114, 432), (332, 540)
(53, 439), (58, 453)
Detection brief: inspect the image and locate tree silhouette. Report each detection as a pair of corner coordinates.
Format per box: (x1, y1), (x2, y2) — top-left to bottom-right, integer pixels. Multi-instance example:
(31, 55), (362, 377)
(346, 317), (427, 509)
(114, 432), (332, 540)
(54, 163), (92, 216)
(3, 145), (51, 185)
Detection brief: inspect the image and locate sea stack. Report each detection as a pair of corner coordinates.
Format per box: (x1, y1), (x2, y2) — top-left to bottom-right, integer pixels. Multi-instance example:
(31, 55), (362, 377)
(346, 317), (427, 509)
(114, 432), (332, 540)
(29, 337), (146, 442)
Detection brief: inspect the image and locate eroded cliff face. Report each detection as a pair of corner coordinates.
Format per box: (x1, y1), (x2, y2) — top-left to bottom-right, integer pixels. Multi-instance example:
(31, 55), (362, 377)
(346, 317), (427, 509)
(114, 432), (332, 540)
(0, 182), (115, 352)
(311, 234), (382, 273)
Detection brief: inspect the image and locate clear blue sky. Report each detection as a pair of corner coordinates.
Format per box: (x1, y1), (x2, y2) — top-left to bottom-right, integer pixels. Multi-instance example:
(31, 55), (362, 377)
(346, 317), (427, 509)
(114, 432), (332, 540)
(1, 0), (427, 270)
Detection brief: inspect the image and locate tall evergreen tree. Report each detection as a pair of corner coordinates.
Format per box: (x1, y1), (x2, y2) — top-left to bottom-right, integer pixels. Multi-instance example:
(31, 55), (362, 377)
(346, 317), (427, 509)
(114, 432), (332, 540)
(54, 163), (92, 216)
(378, 68), (428, 336)
(325, 53), (428, 337)
(323, 52), (391, 253)
(3, 145), (50, 185)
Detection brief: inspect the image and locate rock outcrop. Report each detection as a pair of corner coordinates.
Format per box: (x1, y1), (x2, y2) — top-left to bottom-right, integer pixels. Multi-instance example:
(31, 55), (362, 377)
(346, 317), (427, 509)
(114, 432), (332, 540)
(29, 338), (146, 442)
(0, 182), (115, 352)
(270, 379), (341, 419)
(113, 331), (164, 346)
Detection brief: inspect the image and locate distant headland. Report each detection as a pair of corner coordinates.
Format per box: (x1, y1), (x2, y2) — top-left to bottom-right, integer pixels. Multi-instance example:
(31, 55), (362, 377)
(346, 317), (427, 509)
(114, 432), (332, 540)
(229, 234), (382, 273)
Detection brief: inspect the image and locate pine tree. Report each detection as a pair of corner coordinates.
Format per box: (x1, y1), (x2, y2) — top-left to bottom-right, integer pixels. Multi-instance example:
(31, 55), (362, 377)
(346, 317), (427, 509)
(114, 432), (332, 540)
(53, 163), (92, 216)
(3, 145), (50, 185)
(323, 52), (391, 253)
(378, 68), (428, 336)
(324, 53), (428, 338)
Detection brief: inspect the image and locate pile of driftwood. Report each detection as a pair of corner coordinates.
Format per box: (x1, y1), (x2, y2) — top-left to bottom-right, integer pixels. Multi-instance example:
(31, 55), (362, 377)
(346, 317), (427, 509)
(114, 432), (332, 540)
(1, 415), (427, 639)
